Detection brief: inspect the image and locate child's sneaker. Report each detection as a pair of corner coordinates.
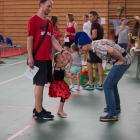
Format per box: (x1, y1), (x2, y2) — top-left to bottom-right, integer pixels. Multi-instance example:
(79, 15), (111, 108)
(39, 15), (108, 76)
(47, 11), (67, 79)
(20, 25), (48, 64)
(76, 86), (80, 91)
(95, 83), (103, 90)
(33, 108), (51, 116)
(70, 84), (74, 89)
(35, 109), (54, 120)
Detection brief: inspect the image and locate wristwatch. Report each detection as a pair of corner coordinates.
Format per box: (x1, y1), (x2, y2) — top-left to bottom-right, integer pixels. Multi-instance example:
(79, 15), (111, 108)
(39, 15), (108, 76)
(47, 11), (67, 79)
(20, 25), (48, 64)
(61, 50), (65, 54)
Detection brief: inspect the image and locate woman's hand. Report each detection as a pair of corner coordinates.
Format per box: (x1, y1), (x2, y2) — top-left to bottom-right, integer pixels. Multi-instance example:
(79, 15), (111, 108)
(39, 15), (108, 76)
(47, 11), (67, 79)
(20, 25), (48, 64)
(65, 32), (70, 36)
(119, 26), (125, 31)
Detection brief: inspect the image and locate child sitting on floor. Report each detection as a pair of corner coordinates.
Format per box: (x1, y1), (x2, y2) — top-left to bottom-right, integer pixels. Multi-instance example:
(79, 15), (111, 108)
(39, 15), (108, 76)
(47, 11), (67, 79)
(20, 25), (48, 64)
(48, 52), (77, 117)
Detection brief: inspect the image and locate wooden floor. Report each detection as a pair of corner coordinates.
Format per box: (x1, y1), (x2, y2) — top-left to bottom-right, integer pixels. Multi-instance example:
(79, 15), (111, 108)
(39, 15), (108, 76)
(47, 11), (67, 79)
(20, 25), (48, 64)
(0, 53), (140, 140)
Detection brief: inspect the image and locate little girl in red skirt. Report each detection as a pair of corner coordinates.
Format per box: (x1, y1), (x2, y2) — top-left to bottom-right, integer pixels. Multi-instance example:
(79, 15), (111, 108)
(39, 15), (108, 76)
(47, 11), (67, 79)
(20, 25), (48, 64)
(49, 52), (77, 117)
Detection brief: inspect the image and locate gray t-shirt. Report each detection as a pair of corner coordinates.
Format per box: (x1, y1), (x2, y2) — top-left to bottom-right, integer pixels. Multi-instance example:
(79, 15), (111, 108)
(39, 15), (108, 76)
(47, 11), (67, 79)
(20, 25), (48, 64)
(71, 53), (82, 67)
(116, 26), (129, 43)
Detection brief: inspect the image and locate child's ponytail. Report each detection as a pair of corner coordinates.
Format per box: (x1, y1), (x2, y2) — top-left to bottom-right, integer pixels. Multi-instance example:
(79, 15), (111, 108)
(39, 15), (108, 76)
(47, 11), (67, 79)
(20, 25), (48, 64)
(53, 52), (61, 69)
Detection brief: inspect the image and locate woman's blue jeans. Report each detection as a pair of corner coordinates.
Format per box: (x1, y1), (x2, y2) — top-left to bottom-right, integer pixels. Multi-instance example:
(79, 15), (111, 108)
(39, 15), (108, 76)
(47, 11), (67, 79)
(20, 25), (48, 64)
(103, 64), (131, 116)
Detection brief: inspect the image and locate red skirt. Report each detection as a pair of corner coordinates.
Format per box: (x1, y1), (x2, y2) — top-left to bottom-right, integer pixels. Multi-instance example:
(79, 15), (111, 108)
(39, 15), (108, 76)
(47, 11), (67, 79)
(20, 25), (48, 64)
(48, 80), (71, 99)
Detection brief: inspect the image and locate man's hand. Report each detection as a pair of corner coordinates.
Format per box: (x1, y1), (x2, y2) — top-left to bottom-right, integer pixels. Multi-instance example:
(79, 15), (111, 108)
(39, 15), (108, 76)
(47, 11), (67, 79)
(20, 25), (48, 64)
(62, 50), (72, 61)
(115, 57), (126, 65)
(28, 57), (34, 69)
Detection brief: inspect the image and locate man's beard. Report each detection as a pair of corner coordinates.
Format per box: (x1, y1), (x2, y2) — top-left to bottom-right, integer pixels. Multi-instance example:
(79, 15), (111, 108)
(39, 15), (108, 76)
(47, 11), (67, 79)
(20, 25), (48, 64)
(45, 12), (49, 15)
(43, 9), (49, 15)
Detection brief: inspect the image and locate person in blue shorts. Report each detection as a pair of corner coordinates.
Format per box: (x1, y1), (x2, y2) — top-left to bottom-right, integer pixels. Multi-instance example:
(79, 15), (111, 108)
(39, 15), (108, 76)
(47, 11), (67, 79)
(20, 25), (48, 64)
(68, 43), (82, 91)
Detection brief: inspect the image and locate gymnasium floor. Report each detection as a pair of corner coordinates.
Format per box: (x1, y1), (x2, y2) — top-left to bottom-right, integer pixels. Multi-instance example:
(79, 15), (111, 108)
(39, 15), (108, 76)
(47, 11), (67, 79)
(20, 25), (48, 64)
(0, 53), (140, 140)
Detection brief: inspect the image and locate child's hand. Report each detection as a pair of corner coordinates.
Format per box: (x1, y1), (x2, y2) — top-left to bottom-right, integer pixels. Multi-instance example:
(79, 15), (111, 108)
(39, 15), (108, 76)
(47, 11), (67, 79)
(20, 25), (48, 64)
(68, 69), (70, 73)
(71, 76), (77, 80)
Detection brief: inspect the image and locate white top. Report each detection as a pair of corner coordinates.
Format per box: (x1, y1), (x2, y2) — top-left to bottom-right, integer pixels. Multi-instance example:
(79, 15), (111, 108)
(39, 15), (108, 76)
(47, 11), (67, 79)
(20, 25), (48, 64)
(83, 21), (92, 37)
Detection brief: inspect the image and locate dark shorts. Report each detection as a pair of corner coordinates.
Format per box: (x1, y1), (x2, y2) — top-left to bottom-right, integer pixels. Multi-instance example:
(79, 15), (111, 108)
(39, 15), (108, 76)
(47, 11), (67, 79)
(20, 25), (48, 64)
(87, 51), (102, 64)
(64, 40), (74, 48)
(118, 43), (127, 51)
(33, 60), (52, 85)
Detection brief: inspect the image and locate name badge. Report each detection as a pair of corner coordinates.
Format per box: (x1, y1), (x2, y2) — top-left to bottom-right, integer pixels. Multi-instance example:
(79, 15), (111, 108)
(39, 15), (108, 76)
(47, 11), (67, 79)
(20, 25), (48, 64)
(41, 31), (45, 35)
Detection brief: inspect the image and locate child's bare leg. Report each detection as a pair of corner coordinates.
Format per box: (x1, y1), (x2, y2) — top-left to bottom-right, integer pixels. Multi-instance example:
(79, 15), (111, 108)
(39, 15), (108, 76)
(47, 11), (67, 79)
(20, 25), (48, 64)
(76, 73), (80, 91)
(69, 72), (74, 89)
(57, 98), (67, 116)
(77, 73), (80, 86)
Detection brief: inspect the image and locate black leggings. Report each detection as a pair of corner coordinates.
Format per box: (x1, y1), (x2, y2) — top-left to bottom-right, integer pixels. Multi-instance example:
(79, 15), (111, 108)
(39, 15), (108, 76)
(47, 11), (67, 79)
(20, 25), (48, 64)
(60, 98), (66, 103)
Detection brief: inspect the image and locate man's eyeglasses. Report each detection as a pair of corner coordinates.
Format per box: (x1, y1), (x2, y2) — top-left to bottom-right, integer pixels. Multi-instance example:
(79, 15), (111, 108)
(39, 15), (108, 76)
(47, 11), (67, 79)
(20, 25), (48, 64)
(80, 45), (83, 49)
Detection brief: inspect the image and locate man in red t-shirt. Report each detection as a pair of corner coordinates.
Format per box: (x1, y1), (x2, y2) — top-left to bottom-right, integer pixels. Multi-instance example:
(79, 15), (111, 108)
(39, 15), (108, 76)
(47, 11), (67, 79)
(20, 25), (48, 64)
(27, 0), (70, 120)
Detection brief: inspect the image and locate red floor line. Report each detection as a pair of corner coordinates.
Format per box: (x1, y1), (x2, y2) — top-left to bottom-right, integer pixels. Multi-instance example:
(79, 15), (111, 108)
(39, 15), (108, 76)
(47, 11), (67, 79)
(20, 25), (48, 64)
(7, 89), (83, 140)
(0, 105), (52, 110)
(7, 120), (40, 140)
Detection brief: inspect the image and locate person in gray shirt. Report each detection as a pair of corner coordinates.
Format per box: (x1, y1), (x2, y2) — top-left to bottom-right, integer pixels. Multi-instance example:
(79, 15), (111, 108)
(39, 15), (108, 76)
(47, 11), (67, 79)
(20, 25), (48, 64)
(68, 43), (82, 91)
(116, 18), (130, 51)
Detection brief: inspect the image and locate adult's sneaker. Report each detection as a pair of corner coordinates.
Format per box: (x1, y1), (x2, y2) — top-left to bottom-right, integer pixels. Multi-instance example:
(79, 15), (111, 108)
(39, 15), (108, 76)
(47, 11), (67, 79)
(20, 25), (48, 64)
(83, 83), (94, 90)
(35, 109), (54, 120)
(95, 83), (103, 90)
(100, 115), (118, 121)
(33, 108), (51, 116)
(82, 81), (89, 88)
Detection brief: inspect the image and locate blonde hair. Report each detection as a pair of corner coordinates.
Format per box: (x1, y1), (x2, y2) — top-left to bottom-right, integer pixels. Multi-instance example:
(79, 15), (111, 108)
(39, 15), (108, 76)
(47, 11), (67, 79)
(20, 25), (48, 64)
(53, 52), (61, 67)
(71, 43), (80, 56)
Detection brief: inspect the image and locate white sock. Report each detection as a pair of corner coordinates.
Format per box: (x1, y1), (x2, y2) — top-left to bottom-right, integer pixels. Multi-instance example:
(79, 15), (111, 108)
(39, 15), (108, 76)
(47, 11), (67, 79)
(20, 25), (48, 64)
(77, 86), (80, 90)
(70, 84), (74, 89)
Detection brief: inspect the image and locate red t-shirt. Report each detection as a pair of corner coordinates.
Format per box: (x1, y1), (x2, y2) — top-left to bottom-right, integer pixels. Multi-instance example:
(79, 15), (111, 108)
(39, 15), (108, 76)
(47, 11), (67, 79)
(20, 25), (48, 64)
(27, 15), (54, 60)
